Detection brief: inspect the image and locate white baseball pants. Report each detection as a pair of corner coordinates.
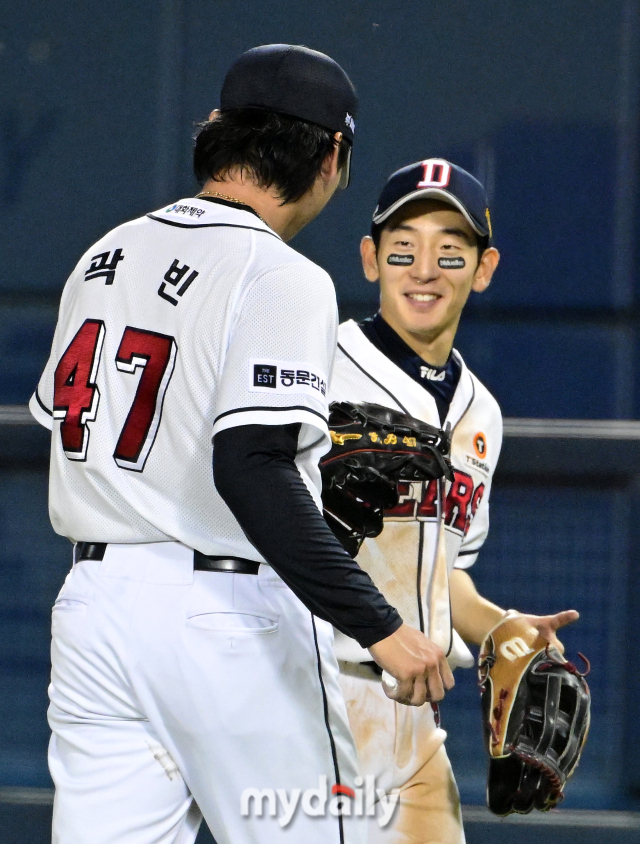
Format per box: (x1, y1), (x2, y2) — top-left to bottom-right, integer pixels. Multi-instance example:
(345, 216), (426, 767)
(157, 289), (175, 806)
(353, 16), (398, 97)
(48, 541), (364, 844)
(339, 664), (465, 844)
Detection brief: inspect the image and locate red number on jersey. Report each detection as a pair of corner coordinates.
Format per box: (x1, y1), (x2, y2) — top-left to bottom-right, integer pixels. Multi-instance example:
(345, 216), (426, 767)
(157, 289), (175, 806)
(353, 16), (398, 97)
(113, 327), (178, 471)
(53, 319), (105, 460)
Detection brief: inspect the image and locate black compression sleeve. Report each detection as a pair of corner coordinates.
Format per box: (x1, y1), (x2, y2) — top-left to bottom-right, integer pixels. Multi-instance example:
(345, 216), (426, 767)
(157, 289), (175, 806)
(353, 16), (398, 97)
(213, 423), (402, 648)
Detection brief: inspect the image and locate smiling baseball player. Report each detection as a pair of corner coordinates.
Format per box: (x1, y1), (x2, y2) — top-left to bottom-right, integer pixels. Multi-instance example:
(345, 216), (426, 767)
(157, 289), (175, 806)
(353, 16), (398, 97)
(329, 159), (578, 842)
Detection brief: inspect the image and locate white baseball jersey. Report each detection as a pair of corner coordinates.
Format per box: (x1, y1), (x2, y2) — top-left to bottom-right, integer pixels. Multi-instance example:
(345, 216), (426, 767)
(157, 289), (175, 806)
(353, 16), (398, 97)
(330, 319), (503, 664)
(29, 198), (336, 555)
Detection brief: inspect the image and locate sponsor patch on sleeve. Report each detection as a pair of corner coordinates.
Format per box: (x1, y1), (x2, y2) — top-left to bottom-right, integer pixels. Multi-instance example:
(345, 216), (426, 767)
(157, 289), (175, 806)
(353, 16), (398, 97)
(249, 359), (327, 398)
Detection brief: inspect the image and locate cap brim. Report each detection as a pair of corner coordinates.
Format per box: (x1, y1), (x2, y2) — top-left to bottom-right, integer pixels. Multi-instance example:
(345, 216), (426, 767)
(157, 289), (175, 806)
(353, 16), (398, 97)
(372, 188), (487, 236)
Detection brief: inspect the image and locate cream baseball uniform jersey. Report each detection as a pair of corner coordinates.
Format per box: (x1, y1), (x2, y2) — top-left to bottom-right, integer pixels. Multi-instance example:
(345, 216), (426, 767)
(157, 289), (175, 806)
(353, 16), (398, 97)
(331, 319), (502, 844)
(331, 319), (502, 665)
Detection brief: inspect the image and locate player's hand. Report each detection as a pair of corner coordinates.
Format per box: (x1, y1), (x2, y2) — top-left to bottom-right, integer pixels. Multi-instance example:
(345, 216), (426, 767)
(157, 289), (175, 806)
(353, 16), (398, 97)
(519, 609), (579, 654)
(368, 623), (454, 706)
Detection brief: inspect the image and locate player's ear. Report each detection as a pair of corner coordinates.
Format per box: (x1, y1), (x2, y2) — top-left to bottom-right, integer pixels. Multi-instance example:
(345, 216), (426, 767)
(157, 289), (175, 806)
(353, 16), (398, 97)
(208, 108), (221, 122)
(361, 236), (380, 282)
(472, 247), (499, 293)
(320, 132), (343, 184)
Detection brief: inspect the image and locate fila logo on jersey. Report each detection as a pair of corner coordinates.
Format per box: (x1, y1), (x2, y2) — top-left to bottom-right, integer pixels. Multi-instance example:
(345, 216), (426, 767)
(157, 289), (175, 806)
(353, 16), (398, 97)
(420, 365), (445, 382)
(385, 471), (485, 536)
(499, 638), (535, 661)
(250, 360), (327, 397)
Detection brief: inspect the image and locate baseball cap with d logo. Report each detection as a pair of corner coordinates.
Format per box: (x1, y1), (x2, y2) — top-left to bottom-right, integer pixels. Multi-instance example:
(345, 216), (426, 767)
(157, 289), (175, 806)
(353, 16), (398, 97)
(372, 158), (493, 243)
(221, 44), (358, 189)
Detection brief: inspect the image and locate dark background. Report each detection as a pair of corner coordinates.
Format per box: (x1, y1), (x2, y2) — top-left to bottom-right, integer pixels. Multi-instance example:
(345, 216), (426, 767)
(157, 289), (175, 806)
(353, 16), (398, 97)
(2, 0), (639, 417)
(2, 0), (640, 832)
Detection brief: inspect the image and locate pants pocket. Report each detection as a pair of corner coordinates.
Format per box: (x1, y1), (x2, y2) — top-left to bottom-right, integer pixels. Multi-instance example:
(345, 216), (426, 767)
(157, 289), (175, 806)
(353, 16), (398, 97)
(53, 597), (89, 612)
(186, 611), (278, 634)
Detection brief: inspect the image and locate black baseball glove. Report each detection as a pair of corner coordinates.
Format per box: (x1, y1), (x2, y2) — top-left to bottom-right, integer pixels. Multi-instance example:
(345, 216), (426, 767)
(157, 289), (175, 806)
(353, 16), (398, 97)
(478, 613), (591, 816)
(320, 401), (453, 557)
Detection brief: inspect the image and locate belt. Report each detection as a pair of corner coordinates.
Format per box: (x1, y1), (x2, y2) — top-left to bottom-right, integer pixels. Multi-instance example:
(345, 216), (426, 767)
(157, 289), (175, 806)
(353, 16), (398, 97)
(74, 542), (261, 575)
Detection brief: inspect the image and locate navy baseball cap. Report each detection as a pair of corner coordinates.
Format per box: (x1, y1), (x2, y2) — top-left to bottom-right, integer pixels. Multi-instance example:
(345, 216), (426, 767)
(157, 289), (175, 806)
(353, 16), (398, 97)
(221, 44), (357, 143)
(221, 45), (357, 189)
(372, 158), (493, 242)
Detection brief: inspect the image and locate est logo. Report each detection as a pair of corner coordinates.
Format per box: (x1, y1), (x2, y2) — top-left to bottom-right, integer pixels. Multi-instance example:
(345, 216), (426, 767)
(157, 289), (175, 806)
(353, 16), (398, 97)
(473, 432), (487, 458)
(253, 364), (276, 388)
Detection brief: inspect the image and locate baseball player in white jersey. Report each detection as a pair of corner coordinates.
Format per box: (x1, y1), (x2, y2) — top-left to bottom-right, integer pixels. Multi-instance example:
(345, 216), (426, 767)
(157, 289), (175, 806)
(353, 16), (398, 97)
(29, 48), (456, 844)
(329, 159), (579, 842)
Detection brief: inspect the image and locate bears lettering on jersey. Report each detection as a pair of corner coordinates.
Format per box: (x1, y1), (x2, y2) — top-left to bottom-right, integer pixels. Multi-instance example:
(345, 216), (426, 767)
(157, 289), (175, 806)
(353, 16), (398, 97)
(446, 471), (474, 533)
(417, 478), (438, 518)
(385, 470), (485, 536)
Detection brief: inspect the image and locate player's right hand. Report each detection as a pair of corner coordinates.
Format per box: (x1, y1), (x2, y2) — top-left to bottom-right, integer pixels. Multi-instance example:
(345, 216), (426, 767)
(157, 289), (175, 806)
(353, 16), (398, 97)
(368, 623), (455, 706)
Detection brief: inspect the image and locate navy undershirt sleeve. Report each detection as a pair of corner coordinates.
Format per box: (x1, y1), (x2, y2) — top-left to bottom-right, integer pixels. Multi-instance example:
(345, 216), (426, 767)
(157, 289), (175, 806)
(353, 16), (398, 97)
(213, 423), (403, 648)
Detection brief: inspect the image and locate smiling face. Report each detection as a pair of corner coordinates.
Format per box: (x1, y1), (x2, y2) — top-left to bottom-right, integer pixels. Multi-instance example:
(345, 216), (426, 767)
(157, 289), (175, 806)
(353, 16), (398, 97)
(361, 199), (499, 365)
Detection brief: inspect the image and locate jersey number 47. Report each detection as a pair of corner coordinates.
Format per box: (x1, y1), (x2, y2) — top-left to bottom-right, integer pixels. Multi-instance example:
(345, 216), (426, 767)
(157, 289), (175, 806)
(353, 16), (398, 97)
(53, 319), (177, 472)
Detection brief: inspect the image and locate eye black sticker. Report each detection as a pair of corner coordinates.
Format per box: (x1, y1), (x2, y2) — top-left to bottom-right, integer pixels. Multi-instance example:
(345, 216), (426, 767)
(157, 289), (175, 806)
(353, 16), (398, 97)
(438, 256), (465, 269)
(387, 254), (414, 265)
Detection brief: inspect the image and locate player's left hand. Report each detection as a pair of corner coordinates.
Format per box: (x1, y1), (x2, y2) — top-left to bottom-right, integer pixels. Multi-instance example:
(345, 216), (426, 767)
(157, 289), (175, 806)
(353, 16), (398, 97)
(518, 609), (579, 653)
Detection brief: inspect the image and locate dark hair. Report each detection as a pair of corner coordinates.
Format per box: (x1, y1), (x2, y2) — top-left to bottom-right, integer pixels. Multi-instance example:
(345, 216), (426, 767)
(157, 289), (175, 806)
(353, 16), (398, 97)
(193, 108), (350, 204)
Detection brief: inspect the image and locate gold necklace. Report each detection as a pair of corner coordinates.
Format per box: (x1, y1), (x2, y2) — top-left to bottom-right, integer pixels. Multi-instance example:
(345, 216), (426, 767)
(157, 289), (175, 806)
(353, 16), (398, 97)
(196, 190), (267, 224)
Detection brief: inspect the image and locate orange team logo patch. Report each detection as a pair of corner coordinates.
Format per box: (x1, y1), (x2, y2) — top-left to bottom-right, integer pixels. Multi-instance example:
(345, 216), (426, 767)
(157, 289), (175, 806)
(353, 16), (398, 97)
(473, 432), (487, 458)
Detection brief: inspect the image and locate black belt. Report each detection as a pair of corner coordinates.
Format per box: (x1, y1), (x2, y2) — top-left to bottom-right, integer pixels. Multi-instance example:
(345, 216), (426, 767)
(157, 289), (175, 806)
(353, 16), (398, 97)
(74, 542), (260, 575)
